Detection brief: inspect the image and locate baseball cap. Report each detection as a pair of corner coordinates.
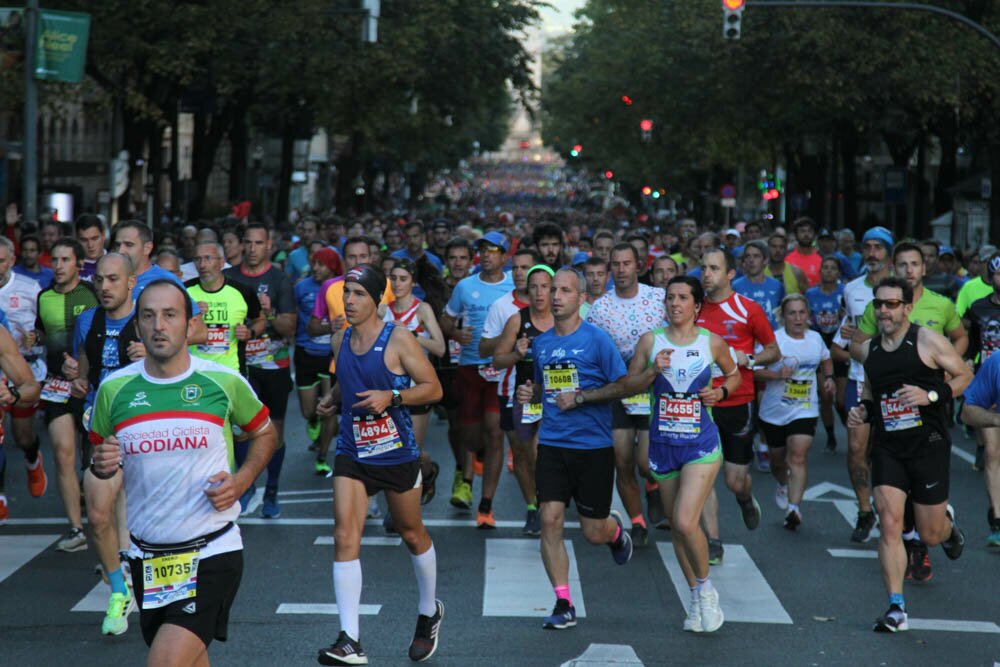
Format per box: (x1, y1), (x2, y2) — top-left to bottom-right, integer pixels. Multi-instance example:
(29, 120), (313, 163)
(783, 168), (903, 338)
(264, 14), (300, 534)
(938, 245), (955, 258)
(724, 228), (741, 239)
(571, 251), (590, 266)
(429, 218), (451, 231)
(818, 228), (835, 239)
(861, 226), (894, 250)
(978, 245), (997, 262)
(477, 230), (509, 252)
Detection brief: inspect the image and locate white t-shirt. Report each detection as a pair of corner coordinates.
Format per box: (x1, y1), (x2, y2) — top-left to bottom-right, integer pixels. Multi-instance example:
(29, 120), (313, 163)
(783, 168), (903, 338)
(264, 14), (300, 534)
(482, 290), (528, 397)
(832, 275), (875, 381)
(758, 328), (830, 425)
(0, 273), (45, 378)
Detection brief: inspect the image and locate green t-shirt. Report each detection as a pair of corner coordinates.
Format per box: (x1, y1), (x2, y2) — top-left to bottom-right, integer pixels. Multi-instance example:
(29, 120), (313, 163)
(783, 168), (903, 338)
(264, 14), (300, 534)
(36, 281), (98, 375)
(185, 277), (261, 373)
(956, 276), (992, 318)
(858, 287), (961, 336)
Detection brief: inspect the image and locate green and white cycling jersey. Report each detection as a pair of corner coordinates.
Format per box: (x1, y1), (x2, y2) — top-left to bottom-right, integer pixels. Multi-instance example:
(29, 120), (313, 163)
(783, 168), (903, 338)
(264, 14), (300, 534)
(88, 356), (270, 558)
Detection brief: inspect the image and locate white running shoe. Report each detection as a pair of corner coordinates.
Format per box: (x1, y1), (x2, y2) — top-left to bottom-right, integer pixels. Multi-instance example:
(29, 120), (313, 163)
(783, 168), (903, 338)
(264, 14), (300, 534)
(683, 592), (703, 632)
(774, 484), (789, 511)
(699, 586), (724, 633)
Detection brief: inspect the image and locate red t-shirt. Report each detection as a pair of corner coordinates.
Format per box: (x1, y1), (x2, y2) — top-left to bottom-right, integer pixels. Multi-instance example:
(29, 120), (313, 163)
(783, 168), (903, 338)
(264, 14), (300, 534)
(786, 247), (822, 287)
(696, 291), (776, 406)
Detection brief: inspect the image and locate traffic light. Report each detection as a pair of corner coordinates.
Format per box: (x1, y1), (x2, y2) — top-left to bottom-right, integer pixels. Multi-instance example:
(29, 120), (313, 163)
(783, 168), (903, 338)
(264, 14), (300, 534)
(570, 144), (582, 157)
(641, 186), (652, 196)
(604, 170), (614, 179)
(640, 119), (653, 143)
(621, 95), (633, 106)
(723, 0), (745, 40)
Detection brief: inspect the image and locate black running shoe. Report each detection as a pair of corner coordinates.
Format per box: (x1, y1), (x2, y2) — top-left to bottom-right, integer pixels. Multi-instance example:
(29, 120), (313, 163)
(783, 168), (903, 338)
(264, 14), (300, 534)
(851, 511), (876, 543)
(383, 512), (397, 535)
(318, 631), (368, 665)
(523, 508), (541, 536)
(873, 604), (908, 633)
(608, 511), (633, 565)
(942, 505), (965, 560)
(739, 495), (761, 530)
(825, 434), (837, 452)
(421, 462), (439, 506)
(783, 508), (802, 531)
(908, 540), (932, 583)
(707, 538), (724, 566)
(631, 524), (649, 548)
(408, 599), (444, 662)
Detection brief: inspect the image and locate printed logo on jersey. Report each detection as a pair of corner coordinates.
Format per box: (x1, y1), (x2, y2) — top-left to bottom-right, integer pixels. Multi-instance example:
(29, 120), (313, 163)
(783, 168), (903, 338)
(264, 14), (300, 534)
(129, 391), (151, 408)
(181, 385), (202, 403)
(9, 296), (18, 308)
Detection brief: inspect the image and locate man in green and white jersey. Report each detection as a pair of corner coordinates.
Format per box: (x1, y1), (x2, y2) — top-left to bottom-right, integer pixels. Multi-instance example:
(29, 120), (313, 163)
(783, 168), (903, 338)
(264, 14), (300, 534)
(185, 242), (264, 374)
(90, 279), (276, 665)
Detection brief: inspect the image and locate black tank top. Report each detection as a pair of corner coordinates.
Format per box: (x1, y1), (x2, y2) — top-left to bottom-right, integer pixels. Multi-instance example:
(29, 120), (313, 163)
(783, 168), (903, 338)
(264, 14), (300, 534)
(864, 324), (950, 451)
(515, 307), (546, 387)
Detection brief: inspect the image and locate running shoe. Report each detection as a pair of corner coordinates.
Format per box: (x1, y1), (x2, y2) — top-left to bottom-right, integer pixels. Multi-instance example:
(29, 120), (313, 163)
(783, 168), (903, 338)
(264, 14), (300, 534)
(476, 510), (496, 530)
(825, 434), (837, 453)
(317, 631), (368, 665)
(774, 484), (789, 511)
(754, 445), (770, 473)
(523, 508), (541, 536)
(739, 495), (761, 530)
(315, 459), (332, 476)
(506, 447), (514, 472)
(942, 505), (965, 560)
(472, 455), (483, 477)
(698, 586), (724, 633)
(873, 604), (908, 633)
(683, 594), (703, 632)
(421, 462), (439, 506)
(542, 598), (577, 629)
(26, 451), (48, 497)
(0, 494), (7, 526)
(367, 495), (382, 520)
(608, 510), (633, 565)
(307, 417), (322, 442)
(261, 487), (280, 519)
(707, 539), (724, 566)
(450, 479), (472, 510)
(56, 527), (87, 552)
(239, 485), (257, 515)
(851, 511), (876, 543)
(783, 508), (802, 531)
(907, 540), (932, 583)
(408, 599), (444, 662)
(383, 512), (397, 534)
(631, 524), (649, 548)
(647, 488), (665, 527)
(986, 528), (1000, 548)
(101, 587), (135, 636)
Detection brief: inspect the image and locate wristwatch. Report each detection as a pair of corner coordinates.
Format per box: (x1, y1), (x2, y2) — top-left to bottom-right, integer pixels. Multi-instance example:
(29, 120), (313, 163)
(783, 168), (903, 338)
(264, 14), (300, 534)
(7, 383), (20, 405)
(391, 389), (403, 408)
(574, 391), (585, 406)
(745, 354), (756, 370)
(927, 390), (939, 404)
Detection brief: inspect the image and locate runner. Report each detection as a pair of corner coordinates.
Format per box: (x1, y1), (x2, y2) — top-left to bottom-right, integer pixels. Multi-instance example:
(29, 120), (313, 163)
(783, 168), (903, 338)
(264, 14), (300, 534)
(514, 268), (658, 630)
(37, 238), (99, 552)
(586, 242), (668, 544)
(960, 251), (1000, 547)
(784, 218), (822, 287)
(440, 232), (513, 526)
(805, 256), (845, 451)
(13, 234), (53, 288)
(89, 279), (277, 664)
(764, 233), (808, 295)
(224, 223), (296, 519)
(696, 247), (781, 565)
(491, 264), (555, 535)
(629, 275), (741, 632)
(733, 239), (784, 330)
(651, 255), (679, 290)
(580, 256), (609, 318)
(832, 226), (894, 543)
(76, 213), (107, 281)
(847, 276), (970, 632)
(0, 317), (41, 525)
(533, 222), (566, 273)
(756, 294), (834, 530)
(314, 264), (444, 665)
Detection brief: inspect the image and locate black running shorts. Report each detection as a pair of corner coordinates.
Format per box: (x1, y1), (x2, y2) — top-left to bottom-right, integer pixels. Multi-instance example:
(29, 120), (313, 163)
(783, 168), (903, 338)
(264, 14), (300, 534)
(758, 417), (818, 448)
(293, 347), (331, 389)
(129, 549), (243, 648)
(871, 432), (951, 505)
(713, 403), (756, 466)
(611, 399), (648, 431)
(535, 444), (614, 519)
(248, 367), (293, 421)
(334, 455), (422, 496)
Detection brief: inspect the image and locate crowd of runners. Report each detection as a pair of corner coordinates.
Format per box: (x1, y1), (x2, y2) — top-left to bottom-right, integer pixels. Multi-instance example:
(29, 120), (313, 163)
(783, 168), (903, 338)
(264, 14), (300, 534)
(2, 194), (997, 663)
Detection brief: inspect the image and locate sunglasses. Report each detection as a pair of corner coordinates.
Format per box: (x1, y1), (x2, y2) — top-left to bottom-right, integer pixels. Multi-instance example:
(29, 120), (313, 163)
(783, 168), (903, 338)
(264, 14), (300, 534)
(873, 298), (908, 310)
(481, 245), (504, 254)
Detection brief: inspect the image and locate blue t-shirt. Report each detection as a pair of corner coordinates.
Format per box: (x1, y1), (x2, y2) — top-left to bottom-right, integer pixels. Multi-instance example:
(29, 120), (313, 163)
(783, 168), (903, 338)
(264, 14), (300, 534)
(72, 306), (135, 407)
(134, 264), (201, 315)
(964, 353), (1000, 411)
(13, 265), (53, 290)
(444, 272), (514, 366)
(285, 245), (310, 281)
(532, 321), (628, 450)
(806, 284), (844, 335)
(733, 275), (784, 329)
(294, 276), (331, 356)
(391, 248), (444, 273)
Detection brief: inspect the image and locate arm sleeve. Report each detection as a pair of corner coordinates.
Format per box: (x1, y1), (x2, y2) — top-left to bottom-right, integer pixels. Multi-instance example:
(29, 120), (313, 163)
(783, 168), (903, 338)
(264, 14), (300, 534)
(964, 357), (997, 409)
(88, 382), (113, 444)
(72, 308), (94, 357)
(274, 274), (295, 314)
(444, 283), (462, 319)
(602, 332), (628, 382)
(944, 301), (963, 334)
(226, 373), (270, 431)
(481, 301), (505, 339)
(234, 281), (262, 320)
(858, 302), (877, 335)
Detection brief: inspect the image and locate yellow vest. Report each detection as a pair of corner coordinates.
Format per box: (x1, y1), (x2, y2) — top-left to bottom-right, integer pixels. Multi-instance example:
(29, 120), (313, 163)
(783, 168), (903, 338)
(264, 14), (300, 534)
(764, 262), (799, 295)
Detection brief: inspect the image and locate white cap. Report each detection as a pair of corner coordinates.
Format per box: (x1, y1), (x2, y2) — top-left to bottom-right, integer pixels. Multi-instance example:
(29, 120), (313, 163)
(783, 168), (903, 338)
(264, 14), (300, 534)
(724, 228), (741, 238)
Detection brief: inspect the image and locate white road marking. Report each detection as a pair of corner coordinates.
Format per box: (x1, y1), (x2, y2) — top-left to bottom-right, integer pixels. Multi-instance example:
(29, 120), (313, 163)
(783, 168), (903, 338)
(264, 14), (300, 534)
(276, 497), (332, 505)
(313, 536), (402, 547)
(832, 499), (880, 540)
(7, 516), (578, 529)
(277, 489), (333, 497)
(658, 543), (792, 624)
(560, 644), (643, 666)
(243, 488), (262, 515)
(483, 538), (585, 618)
(803, 481), (857, 502)
(71, 580), (137, 615)
(276, 603), (381, 615)
(0, 535), (58, 584)
(950, 445), (976, 465)
(827, 548), (877, 559)
(907, 618), (1000, 634)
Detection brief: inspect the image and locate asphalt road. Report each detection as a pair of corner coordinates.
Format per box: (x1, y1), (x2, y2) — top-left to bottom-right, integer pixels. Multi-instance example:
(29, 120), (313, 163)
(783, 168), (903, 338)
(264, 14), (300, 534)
(2, 399), (999, 667)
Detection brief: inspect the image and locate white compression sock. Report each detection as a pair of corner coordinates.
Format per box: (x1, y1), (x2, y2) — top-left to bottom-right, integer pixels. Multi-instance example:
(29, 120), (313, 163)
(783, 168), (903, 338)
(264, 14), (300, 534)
(333, 560), (362, 641)
(410, 544), (438, 617)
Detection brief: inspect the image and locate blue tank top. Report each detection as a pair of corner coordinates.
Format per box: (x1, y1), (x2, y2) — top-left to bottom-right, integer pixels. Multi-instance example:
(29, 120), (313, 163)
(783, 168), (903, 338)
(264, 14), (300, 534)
(335, 322), (419, 465)
(648, 327), (720, 450)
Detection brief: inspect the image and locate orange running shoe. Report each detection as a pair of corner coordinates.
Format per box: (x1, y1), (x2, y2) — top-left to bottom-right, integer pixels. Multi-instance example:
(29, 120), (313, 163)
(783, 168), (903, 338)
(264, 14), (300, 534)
(27, 452), (48, 498)
(472, 456), (483, 477)
(476, 510), (496, 530)
(506, 448), (514, 472)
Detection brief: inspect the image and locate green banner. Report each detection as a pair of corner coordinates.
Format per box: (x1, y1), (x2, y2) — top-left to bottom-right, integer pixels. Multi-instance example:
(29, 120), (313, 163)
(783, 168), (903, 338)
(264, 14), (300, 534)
(34, 9), (89, 83)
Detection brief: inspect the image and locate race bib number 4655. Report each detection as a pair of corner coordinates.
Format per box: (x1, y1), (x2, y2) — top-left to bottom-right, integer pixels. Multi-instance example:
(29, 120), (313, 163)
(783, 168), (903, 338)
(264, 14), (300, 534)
(657, 393), (701, 434)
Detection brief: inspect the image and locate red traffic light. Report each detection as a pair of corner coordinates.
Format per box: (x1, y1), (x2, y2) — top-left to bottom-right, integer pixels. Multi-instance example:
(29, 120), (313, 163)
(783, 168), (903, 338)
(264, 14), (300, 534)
(641, 186), (652, 196)
(573, 144), (583, 153)
(639, 119), (653, 132)
(723, 0), (745, 9)
(604, 170), (614, 179)
(621, 95), (633, 106)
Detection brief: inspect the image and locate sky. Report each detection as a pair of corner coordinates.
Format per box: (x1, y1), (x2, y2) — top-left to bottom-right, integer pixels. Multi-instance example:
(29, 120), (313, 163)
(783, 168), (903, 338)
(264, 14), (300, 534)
(538, 0), (585, 39)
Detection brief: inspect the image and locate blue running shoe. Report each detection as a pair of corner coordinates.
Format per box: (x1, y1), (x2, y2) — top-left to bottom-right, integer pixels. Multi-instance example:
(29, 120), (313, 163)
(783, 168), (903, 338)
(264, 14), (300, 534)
(542, 599), (576, 630)
(261, 487), (280, 519)
(608, 510), (633, 565)
(239, 485), (256, 515)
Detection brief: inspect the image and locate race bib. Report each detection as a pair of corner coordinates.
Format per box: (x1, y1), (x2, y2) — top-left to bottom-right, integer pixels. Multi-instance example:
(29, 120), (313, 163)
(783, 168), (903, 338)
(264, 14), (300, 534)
(201, 324), (230, 355)
(622, 392), (652, 415)
(142, 550), (199, 610)
(782, 379), (812, 407)
(880, 393), (922, 432)
(542, 363), (579, 397)
(521, 402), (542, 424)
(657, 393), (701, 434)
(448, 339), (461, 364)
(246, 337), (273, 366)
(40, 376), (72, 404)
(478, 365), (502, 382)
(352, 412), (404, 458)
(984, 343), (997, 362)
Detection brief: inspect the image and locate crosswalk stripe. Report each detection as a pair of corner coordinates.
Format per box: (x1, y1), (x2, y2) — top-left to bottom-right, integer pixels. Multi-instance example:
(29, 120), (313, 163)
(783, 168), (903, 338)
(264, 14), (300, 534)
(560, 644), (644, 666)
(313, 536), (402, 547)
(483, 538), (586, 618)
(276, 603), (381, 615)
(0, 535), (58, 584)
(657, 543), (792, 624)
(950, 445), (976, 465)
(71, 580), (139, 614)
(908, 618), (1000, 634)
(827, 548), (877, 559)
